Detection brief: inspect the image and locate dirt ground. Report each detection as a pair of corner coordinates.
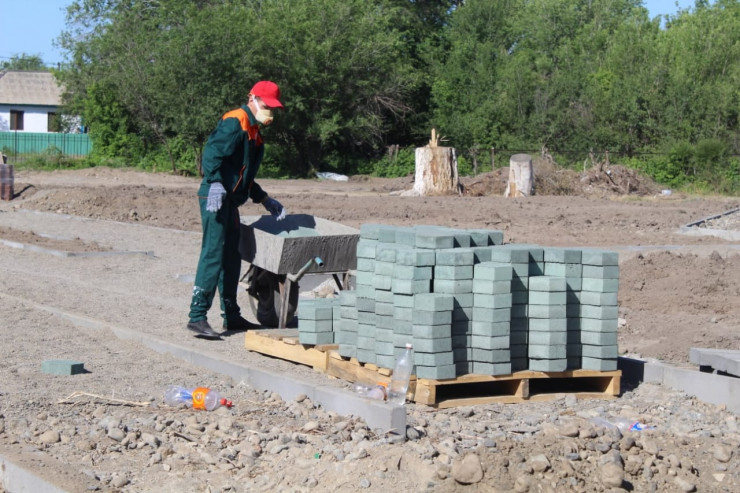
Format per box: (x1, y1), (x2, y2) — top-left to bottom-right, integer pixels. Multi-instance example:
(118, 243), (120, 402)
(0, 164), (739, 492)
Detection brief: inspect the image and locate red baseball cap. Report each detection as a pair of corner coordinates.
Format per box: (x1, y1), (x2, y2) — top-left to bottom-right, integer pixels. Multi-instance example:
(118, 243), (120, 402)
(250, 81), (283, 109)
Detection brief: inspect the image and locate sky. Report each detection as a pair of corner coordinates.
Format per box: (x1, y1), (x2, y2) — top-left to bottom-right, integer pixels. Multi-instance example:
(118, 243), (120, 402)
(0, 1), (704, 68)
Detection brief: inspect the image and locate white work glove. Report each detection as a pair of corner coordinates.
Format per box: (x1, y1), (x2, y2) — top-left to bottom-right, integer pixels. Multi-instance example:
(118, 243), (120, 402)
(206, 182), (226, 212)
(263, 197), (286, 221)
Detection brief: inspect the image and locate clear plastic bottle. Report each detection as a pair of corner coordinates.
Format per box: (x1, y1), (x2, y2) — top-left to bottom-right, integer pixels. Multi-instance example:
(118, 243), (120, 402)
(387, 344), (414, 406)
(164, 385), (233, 410)
(355, 382), (387, 400)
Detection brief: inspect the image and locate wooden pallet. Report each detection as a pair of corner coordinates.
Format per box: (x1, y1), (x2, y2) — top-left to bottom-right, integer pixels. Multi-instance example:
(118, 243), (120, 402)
(244, 329), (338, 371)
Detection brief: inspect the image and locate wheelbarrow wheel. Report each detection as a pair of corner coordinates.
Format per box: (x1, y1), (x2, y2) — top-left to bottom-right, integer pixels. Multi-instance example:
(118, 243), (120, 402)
(244, 265), (298, 327)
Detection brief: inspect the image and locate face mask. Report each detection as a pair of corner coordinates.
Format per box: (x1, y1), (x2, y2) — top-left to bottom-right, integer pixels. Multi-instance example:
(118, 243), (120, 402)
(252, 97), (274, 126)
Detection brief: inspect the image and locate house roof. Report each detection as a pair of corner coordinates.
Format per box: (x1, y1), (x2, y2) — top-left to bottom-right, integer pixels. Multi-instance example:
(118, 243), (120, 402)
(0, 70), (63, 106)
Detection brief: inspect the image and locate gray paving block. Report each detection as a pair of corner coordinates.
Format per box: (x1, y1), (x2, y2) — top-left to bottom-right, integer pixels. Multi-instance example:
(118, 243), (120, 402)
(339, 291), (357, 306)
(355, 284), (376, 299)
(470, 321), (510, 337)
(452, 306), (473, 322)
(582, 344), (619, 359)
(580, 305), (619, 320)
(356, 257), (375, 273)
(375, 341), (395, 356)
(472, 279), (512, 295)
(375, 242), (400, 262)
(415, 351), (455, 367)
(338, 344), (357, 359)
(567, 356), (581, 369)
(395, 248), (436, 266)
(528, 291), (567, 305)
(416, 364), (458, 380)
(392, 306), (413, 322)
(298, 319), (334, 332)
(582, 265), (620, 279)
(453, 293), (474, 308)
(471, 334), (510, 350)
(393, 227), (417, 246)
(451, 321), (471, 336)
(356, 239), (378, 258)
(528, 318), (567, 332)
(356, 348), (376, 364)
(581, 249), (619, 266)
(339, 306), (358, 320)
(529, 276), (567, 292)
(512, 289), (529, 305)
(299, 331), (334, 345)
(414, 229), (455, 249)
(472, 361), (512, 376)
(566, 304), (580, 318)
(566, 277), (582, 291)
(472, 293), (513, 309)
(372, 274), (393, 291)
(374, 301), (394, 316)
(474, 263), (514, 281)
(434, 265), (474, 280)
(337, 319), (359, 333)
(393, 265), (434, 280)
(357, 313), (376, 329)
(544, 263), (582, 278)
(581, 357), (618, 371)
(393, 293), (415, 308)
(434, 279), (474, 294)
(511, 276), (528, 291)
(412, 337), (452, 353)
(435, 248), (475, 266)
(395, 320), (414, 335)
(528, 260), (545, 276)
(578, 291), (618, 306)
(356, 297), (376, 313)
(579, 318), (618, 332)
(511, 318), (528, 331)
(355, 270), (374, 286)
(450, 230), (472, 248)
(375, 327), (394, 342)
(452, 335), (472, 350)
(544, 247), (582, 264)
(413, 309), (453, 326)
(377, 225), (398, 243)
(376, 315), (396, 330)
(576, 330), (618, 346)
(529, 331), (568, 345)
(392, 278), (432, 295)
(528, 345), (567, 359)
(414, 293), (455, 311)
(468, 229), (499, 247)
(41, 359), (85, 375)
(413, 323), (452, 339)
(490, 246), (531, 263)
(472, 307), (511, 323)
(375, 354), (397, 369)
(528, 304), (566, 319)
(689, 348), (740, 377)
(298, 299), (336, 319)
(566, 343), (582, 356)
(393, 333), (414, 348)
(360, 223), (384, 240)
(335, 331), (358, 345)
(528, 358), (568, 372)
(357, 335), (376, 350)
(471, 246), (494, 263)
(374, 260), (396, 276)
(518, 245), (544, 262)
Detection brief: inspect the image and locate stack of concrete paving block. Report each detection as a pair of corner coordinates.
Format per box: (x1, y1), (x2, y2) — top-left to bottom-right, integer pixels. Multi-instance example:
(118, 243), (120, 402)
(543, 248), (584, 369)
(472, 262), (513, 375)
(297, 298), (336, 345)
(413, 293), (456, 379)
(578, 249), (619, 371)
(527, 276), (568, 371)
(336, 291), (358, 358)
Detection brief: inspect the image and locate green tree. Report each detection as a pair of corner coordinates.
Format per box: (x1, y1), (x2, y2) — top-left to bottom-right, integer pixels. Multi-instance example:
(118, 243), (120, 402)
(1, 53), (47, 71)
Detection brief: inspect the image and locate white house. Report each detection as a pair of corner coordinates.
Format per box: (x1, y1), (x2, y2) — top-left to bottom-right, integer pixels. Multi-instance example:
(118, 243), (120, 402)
(0, 71), (65, 133)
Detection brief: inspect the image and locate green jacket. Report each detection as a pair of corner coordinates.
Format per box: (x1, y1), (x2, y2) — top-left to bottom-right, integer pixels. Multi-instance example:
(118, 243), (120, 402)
(198, 105), (268, 206)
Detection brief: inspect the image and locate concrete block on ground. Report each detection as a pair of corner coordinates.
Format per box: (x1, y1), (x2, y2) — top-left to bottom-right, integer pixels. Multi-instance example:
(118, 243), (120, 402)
(529, 260), (545, 276)
(471, 246), (493, 263)
(472, 361), (512, 375)
(394, 227), (417, 246)
(375, 328), (394, 342)
(356, 348), (376, 364)
(544, 263), (582, 278)
(41, 359), (85, 375)
(360, 223), (384, 240)
(375, 354), (396, 369)
(392, 306), (413, 322)
(490, 246), (530, 263)
(414, 231), (455, 250)
(374, 301), (394, 316)
(529, 358), (568, 372)
(579, 318), (618, 332)
(372, 274), (392, 291)
(452, 306), (473, 322)
(376, 315), (396, 330)
(528, 345), (567, 359)
(511, 318), (528, 331)
(581, 357), (618, 371)
(356, 258), (375, 272)
(356, 239), (378, 258)
(355, 284), (376, 299)
(356, 335), (376, 350)
(453, 293), (474, 308)
(578, 291), (618, 306)
(471, 348), (510, 363)
(469, 229), (504, 246)
(297, 319), (334, 332)
(335, 331), (358, 345)
(375, 341), (395, 356)
(339, 306), (358, 320)
(338, 344), (357, 358)
(413, 309), (452, 325)
(511, 304), (527, 319)
(395, 320), (413, 335)
(581, 249), (619, 266)
(415, 364), (457, 380)
(575, 330), (618, 346)
(510, 344), (528, 358)
(393, 293), (415, 308)
(374, 260), (396, 276)
(582, 265), (620, 279)
(433, 279), (473, 294)
(510, 331), (528, 346)
(566, 277), (582, 291)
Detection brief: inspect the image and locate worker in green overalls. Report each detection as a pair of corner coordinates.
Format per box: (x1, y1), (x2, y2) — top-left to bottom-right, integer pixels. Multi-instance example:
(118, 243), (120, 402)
(187, 81), (286, 339)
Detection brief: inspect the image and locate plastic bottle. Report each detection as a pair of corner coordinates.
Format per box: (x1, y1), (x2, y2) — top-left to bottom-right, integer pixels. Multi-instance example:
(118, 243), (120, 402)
(164, 385), (233, 411)
(387, 343), (414, 406)
(590, 416), (654, 432)
(355, 382), (387, 400)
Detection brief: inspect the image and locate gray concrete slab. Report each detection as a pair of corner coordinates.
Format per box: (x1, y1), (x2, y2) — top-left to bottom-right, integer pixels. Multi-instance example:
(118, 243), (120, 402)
(0, 454), (69, 493)
(689, 348), (740, 377)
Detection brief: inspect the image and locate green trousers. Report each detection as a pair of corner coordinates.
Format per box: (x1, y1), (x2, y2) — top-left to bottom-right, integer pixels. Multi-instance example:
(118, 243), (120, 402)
(188, 197), (242, 323)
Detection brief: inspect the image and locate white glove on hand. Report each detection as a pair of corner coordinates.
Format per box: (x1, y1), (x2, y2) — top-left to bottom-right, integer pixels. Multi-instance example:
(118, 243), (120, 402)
(206, 182), (226, 212)
(263, 197), (286, 221)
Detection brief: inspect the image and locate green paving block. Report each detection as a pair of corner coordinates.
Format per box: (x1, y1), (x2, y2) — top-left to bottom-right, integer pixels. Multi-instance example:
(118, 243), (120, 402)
(355, 284), (376, 299)
(41, 360), (85, 375)
(298, 302), (335, 320)
(578, 291), (618, 306)
(337, 319), (359, 332)
(435, 248), (475, 266)
(510, 344), (528, 358)
(414, 230), (455, 249)
(372, 274), (392, 291)
(375, 243), (400, 262)
(529, 276), (567, 292)
(472, 361), (512, 376)
(393, 293), (415, 308)
(377, 226), (398, 243)
(566, 277), (582, 291)
(374, 260), (396, 276)
(510, 331), (528, 346)
(474, 263), (514, 281)
(413, 322), (452, 338)
(414, 293), (455, 311)
(529, 331), (568, 345)
(578, 330), (618, 346)
(544, 247), (582, 264)
(357, 313), (376, 328)
(544, 263), (582, 278)
(434, 279), (473, 294)
(415, 351), (454, 367)
(528, 317), (567, 332)
(579, 318), (618, 332)
(373, 290), (391, 304)
(471, 334), (510, 350)
(392, 278), (432, 295)
(357, 322), (375, 337)
(357, 335), (376, 350)
(488, 230), (505, 245)
(528, 358), (568, 372)
(297, 319), (334, 332)
(339, 291), (357, 306)
(299, 331), (335, 345)
(360, 223), (384, 240)
(582, 265), (620, 279)
(416, 364), (457, 380)
(528, 304), (566, 319)
(471, 246), (493, 263)
(453, 293), (474, 308)
(393, 265), (434, 280)
(473, 293), (513, 309)
(335, 331), (358, 345)
(356, 297), (376, 313)
(412, 337), (453, 353)
(511, 304), (527, 319)
(395, 320), (414, 335)
(394, 227), (417, 246)
(355, 270), (374, 286)
(468, 230), (492, 247)
(392, 306), (413, 322)
(356, 239), (378, 258)
(434, 265), (474, 280)
(376, 314), (396, 330)
(470, 321), (510, 337)
(582, 344), (619, 359)
(450, 230), (472, 248)
(581, 357), (618, 371)
(375, 341), (396, 356)
(580, 305), (619, 320)
(393, 333), (414, 348)
(472, 279), (512, 295)
(375, 327), (394, 342)
(490, 246), (531, 263)
(413, 306), (452, 324)
(518, 245), (544, 262)
(452, 306), (473, 322)
(528, 291), (567, 305)
(356, 349), (376, 364)
(472, 307), (511, 323)
(529, 260), (545, 276)
(527, 342), (566, 359)
(338, 344), (357, 359)
(356, 257), (375, 273)
(581, 249), (619, 266)
(375, 354), (396, 368)
(374, 301), (394, 316)
(395, 248), (436, 266)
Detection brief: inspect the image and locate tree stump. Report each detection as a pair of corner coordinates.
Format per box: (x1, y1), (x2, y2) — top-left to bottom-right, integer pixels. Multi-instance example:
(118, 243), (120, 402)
(504, 153), (533, 198)
(414, 129), (460, 196)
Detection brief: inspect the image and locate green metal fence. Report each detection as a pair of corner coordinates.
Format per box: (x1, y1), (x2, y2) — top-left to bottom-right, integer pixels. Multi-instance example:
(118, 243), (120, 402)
(0, 132), (92, 158)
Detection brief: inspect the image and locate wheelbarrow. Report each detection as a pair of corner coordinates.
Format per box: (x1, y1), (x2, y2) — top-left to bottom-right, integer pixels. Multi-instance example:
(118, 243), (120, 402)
(238, 214), (359, 328)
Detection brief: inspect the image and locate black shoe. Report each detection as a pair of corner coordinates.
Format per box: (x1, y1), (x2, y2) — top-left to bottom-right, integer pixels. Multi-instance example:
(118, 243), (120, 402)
(187, 319), (222, 339)
(223, 316), (258, 331)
